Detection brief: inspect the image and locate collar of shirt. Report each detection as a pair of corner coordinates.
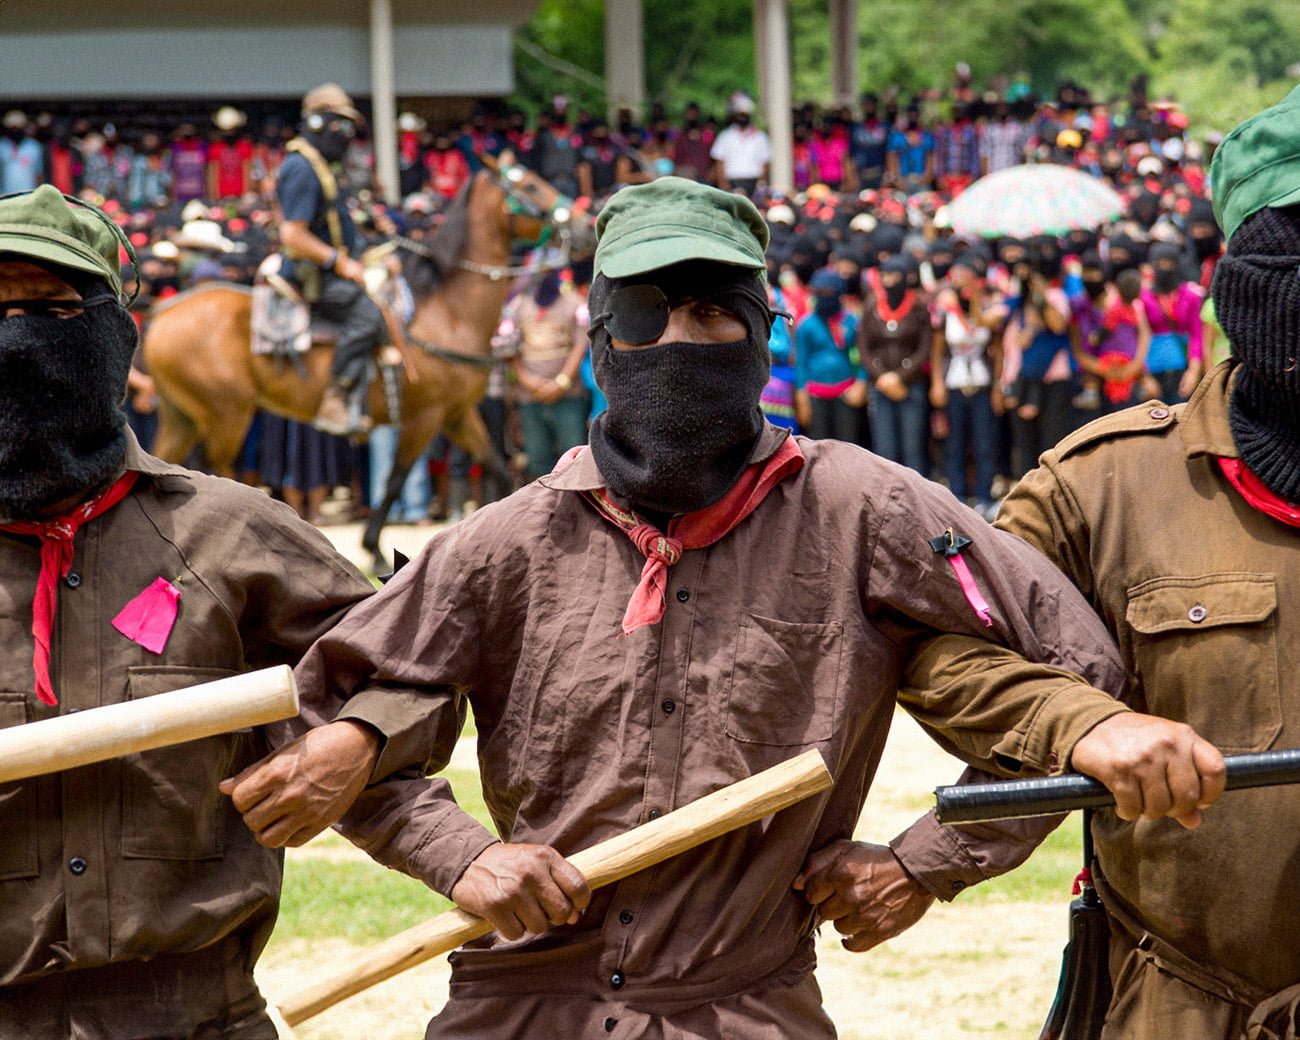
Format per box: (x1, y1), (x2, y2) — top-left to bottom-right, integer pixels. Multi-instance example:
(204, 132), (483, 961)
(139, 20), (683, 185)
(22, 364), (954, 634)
(1177, 358), (1239, 460)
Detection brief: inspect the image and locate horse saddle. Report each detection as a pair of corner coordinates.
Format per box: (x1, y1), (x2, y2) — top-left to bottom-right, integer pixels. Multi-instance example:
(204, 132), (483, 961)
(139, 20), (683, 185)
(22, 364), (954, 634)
(252, 254), (343, 355)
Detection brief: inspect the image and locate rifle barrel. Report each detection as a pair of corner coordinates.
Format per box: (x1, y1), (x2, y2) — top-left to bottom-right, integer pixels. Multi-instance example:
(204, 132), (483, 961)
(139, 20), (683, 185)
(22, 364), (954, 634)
(935, 748), (1300, 824)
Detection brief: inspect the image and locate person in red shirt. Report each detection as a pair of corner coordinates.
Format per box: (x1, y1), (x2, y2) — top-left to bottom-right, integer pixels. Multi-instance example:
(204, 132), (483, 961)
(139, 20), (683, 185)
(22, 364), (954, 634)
(424, 128), (471, 201)
(206, 107), (254, 200)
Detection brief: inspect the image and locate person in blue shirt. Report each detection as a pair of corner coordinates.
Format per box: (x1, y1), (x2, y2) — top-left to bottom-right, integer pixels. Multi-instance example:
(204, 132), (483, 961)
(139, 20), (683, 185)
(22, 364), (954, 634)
(794, 270), (866, 442)
(277, 84), (387, 437)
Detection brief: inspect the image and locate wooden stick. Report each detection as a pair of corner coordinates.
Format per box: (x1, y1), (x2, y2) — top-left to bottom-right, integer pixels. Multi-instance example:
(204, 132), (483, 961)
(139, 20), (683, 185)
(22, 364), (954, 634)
(0, 665), (298, 784)
(278, 748), (833, 1026)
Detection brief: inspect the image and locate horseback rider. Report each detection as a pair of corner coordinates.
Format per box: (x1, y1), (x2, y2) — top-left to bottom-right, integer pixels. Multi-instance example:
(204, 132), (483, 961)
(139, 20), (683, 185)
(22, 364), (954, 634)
(277, 82), (386, 436)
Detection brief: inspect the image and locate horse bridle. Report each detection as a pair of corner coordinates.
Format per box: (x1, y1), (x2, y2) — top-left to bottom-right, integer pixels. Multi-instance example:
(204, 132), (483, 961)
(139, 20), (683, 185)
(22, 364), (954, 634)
(392, 166), (585, 367)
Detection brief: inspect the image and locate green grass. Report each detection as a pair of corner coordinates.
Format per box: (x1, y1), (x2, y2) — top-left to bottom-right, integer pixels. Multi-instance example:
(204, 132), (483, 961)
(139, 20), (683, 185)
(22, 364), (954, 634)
(275, 764), (495, 942)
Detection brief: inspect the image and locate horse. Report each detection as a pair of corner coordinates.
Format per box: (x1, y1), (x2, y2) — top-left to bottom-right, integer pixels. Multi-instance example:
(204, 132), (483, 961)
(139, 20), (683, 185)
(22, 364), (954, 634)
(142, 164), (591, 570)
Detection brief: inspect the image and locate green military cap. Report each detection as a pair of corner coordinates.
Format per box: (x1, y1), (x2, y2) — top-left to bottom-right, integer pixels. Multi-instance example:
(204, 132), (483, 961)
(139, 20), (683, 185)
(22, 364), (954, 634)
(0, 184), (125, 298)
(1211, 84), (1300, 244)
(594, 176), (769, 280)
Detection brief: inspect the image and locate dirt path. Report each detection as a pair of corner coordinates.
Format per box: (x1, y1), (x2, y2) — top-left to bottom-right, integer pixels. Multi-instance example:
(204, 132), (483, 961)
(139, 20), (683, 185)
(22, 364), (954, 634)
(258, 709), (1070, 1039)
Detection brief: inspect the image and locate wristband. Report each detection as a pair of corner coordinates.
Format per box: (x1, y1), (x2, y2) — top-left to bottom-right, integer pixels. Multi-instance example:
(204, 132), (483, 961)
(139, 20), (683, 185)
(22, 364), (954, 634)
(325, 248), (340, 272)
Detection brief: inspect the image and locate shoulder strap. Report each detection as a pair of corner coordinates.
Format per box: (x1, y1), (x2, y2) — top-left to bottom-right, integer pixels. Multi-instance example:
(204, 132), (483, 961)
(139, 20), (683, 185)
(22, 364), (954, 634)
(286, 138), (344, 250)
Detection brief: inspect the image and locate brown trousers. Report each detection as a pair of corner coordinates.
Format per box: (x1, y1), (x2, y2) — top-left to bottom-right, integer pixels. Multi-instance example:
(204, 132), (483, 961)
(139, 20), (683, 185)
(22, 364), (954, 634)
(0, 936), (277, 1040)
(1101, 894), (1300, 1040)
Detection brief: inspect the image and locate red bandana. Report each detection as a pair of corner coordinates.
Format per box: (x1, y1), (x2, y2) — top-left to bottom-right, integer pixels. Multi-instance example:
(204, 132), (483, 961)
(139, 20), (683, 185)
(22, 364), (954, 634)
(0, 471), (139, 705)
(1217, 457), (1300, 528)
(566, 437), (805, 634)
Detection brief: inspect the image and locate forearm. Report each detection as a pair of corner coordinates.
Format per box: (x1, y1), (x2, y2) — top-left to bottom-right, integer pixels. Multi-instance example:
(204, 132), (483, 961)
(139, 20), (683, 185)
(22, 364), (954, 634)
(280, 219), (341, 268)
(889, 783), (1066, 901)
(338, 772), (500, 896)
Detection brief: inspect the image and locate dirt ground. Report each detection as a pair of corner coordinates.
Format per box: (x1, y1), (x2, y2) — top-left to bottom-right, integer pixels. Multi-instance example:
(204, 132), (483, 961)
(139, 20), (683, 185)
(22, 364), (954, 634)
(259, 522), (1070, 1038)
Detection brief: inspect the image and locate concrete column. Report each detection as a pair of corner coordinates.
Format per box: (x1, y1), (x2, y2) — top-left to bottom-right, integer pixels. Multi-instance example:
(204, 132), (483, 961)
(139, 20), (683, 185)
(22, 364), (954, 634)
(757, 0), (792, 193)
(604, 0), (645, 125)
(369, 0), (399, 204)
(829, 0), (858, 107)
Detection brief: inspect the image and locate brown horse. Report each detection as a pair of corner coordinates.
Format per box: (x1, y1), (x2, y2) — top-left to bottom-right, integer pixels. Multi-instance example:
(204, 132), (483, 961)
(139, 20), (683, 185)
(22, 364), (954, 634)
(143, 166), (590, 569)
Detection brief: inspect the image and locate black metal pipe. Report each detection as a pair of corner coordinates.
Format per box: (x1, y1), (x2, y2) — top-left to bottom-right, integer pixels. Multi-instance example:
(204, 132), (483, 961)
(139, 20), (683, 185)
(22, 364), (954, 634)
(935, 748), (1300, 825)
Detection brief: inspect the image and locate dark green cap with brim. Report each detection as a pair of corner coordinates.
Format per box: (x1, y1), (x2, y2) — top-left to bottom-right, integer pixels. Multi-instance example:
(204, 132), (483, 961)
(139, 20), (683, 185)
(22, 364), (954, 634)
(0, 185), (125, 297)
(594, 177), (769, 280)
(1211, 84), (1300, 244)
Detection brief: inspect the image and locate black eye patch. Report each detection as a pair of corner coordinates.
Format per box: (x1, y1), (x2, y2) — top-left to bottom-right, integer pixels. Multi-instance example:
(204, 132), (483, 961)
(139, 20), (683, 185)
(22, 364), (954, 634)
(597, 283), (673, 345)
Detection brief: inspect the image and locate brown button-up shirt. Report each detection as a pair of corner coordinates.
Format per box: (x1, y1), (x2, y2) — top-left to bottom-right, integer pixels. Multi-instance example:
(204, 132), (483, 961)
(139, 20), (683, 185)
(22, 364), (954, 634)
(300, 424), (1128, 1033)
(897, 360), (1300, 994)
(0, 433), (394, 1037)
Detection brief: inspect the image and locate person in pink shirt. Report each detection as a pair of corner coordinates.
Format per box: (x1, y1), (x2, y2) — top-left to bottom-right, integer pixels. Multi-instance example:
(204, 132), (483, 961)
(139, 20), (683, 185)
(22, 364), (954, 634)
(809, 119), (849, 190)
(1140, 241), (1205, 402)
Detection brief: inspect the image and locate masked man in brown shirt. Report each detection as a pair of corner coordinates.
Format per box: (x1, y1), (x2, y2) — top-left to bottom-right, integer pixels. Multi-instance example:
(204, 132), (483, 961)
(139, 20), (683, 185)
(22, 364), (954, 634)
(228, 178), (1226, 1038)
(862, 90), (1300, 1038)
(0, 186), (428, 1039)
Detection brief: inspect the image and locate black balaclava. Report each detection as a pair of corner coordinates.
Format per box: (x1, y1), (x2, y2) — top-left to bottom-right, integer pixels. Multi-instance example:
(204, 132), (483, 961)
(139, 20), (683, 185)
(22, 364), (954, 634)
(1187, 198), (1223, 262)
(587, 261), (773, 516)
(0, 273), (137, 519)
(1149, 242), (1184, 294)
(810, 269), (845, 319)
(927, 242), (954, 281)
(879, 254), (911, 308)
(1079, 250), (1106, 301)
(1213, 206), (1300, 502)
(304, 117), (352, 162)
(533, 269), (562, 307)
(1066, 227), (1098, 256)
(1106, 232), (1145, 276)
(1029, 235), (1063, 281)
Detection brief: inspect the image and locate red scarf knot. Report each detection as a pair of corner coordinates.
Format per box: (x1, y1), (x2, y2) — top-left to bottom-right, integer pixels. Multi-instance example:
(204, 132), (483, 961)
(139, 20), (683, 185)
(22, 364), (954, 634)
(630, 525), (683, 566)
(571, 437), (806, 635)
(0, 471), (139, 706)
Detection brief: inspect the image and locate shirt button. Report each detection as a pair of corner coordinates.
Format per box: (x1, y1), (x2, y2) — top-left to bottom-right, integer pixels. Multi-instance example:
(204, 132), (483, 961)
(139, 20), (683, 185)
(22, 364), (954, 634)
(661, 699), (676, 715)
(1149, 407), (1170, 420)
(619, 909), (634, 925)
(950, 879), (966, 894)
(675, 588), (689, 602)
(604, 1019), (618, 1033)
(1188, 604), (1208, 623)
(647, 808), (661, 820)
(610, 971), (625, 990)
(64, 572), (82, 589)
(68, 856), (88, 876)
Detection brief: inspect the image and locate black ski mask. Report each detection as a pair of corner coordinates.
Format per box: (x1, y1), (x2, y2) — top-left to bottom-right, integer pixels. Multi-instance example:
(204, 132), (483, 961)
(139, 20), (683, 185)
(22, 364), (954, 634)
(0, 290), (137, 519)
(304, 116), (355, 163)
(879, 255), (912, 308)
(587, 262), (773, 515)
(1149, 243), (1184, 294)
(1213, 206), (1300, 502)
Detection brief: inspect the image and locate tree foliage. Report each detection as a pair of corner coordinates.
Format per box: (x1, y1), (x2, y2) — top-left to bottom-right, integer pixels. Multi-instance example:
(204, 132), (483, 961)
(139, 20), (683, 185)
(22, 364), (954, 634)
(509, 0), (1300, 132)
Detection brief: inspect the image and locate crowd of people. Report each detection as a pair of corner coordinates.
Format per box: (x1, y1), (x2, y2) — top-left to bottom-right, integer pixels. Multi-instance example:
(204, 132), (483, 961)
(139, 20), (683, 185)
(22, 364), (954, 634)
(0, 71), (1224, 527)
(9, 60), (1300, 1040)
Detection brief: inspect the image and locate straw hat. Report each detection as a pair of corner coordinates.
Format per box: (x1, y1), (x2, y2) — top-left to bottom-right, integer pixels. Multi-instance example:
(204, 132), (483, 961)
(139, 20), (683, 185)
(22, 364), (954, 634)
(213, 106), (247, 133)
(173, 219), (234, 254)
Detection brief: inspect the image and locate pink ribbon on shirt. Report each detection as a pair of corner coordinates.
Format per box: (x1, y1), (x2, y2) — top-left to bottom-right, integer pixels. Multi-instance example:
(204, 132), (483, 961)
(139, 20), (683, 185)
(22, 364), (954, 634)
(928, 527), (994, 628)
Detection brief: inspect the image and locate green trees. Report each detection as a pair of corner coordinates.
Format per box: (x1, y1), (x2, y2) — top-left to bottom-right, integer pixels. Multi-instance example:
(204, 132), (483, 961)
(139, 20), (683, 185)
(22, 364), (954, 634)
(509, 0), (1300, 131)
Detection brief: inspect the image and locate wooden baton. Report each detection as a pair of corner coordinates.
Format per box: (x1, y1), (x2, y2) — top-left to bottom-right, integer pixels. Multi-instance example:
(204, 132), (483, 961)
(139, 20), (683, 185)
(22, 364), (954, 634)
(277, 747), (834, 1026)
(0, 665), (299, 784)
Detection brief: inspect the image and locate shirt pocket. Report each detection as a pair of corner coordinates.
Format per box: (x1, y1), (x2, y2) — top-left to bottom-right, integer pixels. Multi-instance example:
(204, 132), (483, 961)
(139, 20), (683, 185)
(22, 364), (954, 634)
(0, 694), (38, 880)
(1126, 574), (1280, 753)
(120, 665), (242, 861)
(725, 614), (843, 746)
